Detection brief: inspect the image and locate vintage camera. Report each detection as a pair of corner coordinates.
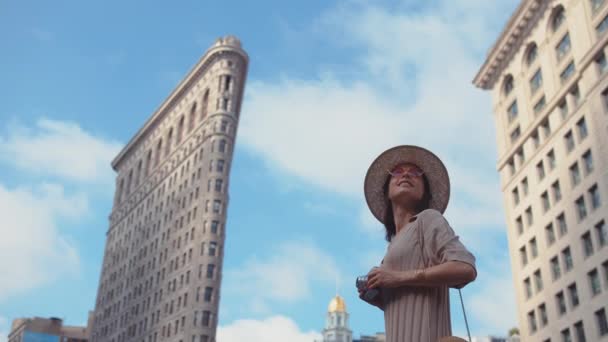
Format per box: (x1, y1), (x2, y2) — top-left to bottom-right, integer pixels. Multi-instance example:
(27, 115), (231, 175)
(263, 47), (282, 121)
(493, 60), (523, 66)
(356, 275), (380, 302)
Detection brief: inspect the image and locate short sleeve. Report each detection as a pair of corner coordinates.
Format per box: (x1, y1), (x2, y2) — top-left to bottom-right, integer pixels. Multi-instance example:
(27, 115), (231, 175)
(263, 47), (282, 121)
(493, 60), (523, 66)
(425, 210), (477, 289)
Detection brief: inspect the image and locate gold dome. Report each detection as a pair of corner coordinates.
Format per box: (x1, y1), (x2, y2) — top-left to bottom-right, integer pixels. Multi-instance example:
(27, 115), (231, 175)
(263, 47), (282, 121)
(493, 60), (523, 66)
(328, 295), (347, 313)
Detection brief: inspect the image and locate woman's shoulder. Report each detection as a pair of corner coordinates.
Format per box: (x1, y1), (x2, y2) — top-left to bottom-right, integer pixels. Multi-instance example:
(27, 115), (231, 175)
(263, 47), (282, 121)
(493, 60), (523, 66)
(418, 208), (444, 220)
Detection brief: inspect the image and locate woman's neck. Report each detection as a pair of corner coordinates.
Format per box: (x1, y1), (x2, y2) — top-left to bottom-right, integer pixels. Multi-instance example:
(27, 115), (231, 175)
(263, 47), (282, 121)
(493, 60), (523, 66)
(393, 204), (419, 234)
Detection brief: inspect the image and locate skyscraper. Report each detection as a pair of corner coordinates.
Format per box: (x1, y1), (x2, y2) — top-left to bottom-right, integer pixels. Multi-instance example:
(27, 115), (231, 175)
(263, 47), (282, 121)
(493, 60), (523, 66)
(474, 1), (608, 341)
(90, 36), (248, 342)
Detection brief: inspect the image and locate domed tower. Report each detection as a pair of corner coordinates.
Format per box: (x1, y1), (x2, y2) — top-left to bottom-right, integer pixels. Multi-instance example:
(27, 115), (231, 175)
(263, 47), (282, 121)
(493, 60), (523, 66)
(322, 295), (352, 342)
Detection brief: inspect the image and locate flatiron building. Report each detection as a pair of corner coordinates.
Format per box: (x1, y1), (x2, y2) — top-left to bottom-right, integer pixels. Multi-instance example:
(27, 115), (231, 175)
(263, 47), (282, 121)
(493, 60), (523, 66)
(90, 36), (248, 342)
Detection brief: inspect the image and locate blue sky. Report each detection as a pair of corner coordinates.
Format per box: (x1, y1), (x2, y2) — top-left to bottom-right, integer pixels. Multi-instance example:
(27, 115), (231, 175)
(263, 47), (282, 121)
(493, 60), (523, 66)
(0, 0), (521, 340)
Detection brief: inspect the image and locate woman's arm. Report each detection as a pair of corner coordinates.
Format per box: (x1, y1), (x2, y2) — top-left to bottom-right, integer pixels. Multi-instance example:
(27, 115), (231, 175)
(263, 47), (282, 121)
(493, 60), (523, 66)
(367, 261), (476, 289)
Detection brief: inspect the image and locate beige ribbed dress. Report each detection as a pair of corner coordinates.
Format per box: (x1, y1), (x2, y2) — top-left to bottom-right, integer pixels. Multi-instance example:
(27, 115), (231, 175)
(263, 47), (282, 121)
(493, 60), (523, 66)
(378, 209), (476, 342)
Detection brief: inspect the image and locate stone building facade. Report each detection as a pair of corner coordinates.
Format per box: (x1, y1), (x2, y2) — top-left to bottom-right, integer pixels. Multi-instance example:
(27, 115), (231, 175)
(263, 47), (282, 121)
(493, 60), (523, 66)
(90, 36), (248, 342)
(474, 0), (608, 341)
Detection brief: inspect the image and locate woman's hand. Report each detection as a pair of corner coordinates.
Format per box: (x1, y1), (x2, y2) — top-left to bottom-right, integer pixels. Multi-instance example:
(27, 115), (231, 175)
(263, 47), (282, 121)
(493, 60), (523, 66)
(358, 288), (384, 310)
(367, 267), (405, 289)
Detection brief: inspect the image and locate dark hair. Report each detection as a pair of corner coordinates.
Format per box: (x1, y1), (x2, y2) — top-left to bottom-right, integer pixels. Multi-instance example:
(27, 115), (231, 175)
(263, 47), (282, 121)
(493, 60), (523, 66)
(382, 174), (432, 242)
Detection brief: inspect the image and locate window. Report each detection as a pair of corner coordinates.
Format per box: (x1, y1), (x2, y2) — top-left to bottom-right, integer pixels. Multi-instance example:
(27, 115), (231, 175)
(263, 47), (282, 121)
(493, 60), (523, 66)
(556, 291), (567, 315)
(597, 52), (608, 74)
(508, 158), (516, 176)
(526, 207), (534, 226)
(582, 231), (594, 257)
(547, 149), (556, 170)
(552, 181), (562, 203)
(576, 117), (588, 140)
(217, 159), (225, 172)
(221, 98), (228, 111)
(534, 96), (547, 114)
(212, 199), (221, 213)
(556, 33), (572, 61)
(589, 269), (602, 295)
(527, 44), (539, 65)
(530, 69), (543, 94)
(591, 0), (606, 13)
(575, 196), (587, 221)
(206, 264), (215, 279)
(582, 150), (594, 174)
(546, 223), (556, 245)
(522, 177), (529, 196)
(567, 283), (579, 307)
(557, 213), (568, 236)
(202, 311), (211, 327)
(564, 130), (575, 153)
(211, 220), (219, 234)
(541, 119), (552, 138)
(534, 269), (543, 291)
(570, 163), (581, 186)
(220, 120), (228, 132)
(528, 310), (538, 333)
(525, 277), (533, 298)
(539, 303), (548, 327)
(208, 241), (217, 256)
(570, 85), (581, 105)
(531, 130), (540, 149)
(574, 321), (586, 342)
(508, 101), (518, 122)
(596, 220), (607, 247)
(215, 179), (223, 192)
(516, 148), (526, 165)
(551, 256), (562, 280)
(520, 246), (528, 266)
(542, 191), (551, 212)
(219, 140), (227, 153)
(597, 308), (608, 336)
(562, 247), (574, 271)
(537, 161), (546, 180)
(558, 99), (569, 118)
(597, 14), (608, 36)
(531, 238), (538, 259)
(510, 126), (521, 143)
(225, 75), (232, 91)
(561, 328), (572, 342)
(560, 61), (575, 83)
(204, 287), (212, 302)
(589, 184), (601, 209)
(516, 216), (524, 235)
(552, 7), (566, 31)
(513, 187), (520, 205)
(504, 75), (514, 96)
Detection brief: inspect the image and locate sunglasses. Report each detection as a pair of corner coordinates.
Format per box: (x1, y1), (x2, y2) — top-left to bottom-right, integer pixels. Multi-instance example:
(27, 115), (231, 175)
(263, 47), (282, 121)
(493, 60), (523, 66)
(387, 165), (424, 178)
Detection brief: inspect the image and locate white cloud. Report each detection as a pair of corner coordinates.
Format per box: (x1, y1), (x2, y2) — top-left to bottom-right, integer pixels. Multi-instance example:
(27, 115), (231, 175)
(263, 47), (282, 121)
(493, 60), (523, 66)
(238, 1), (519, 336)
(217, 316), (322, 342)
(223, 240), (343, 313)
(0, 182), (86, 302)
(0, 118), (121, 185)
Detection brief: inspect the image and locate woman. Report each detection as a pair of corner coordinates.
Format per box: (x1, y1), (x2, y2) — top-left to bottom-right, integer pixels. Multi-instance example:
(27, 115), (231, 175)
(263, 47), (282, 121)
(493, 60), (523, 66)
(359, 145), (477, 342)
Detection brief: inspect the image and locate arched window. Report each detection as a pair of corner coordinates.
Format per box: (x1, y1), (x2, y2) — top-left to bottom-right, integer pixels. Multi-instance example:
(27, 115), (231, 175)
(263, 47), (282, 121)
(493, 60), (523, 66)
(135, 159), (142, 186)
(177, 116), (184, 144)
(525, 43), (538, 66)
(155, 139), (163, 166)
(201, 89), (209, 120)
(145, 149), (152, 175)
(503, 75), (514, 96)
(551, 6), (566, 32)
(166, 128), (173, 157)
(188, 103), (197, 132)
(126, 169), (133, 195)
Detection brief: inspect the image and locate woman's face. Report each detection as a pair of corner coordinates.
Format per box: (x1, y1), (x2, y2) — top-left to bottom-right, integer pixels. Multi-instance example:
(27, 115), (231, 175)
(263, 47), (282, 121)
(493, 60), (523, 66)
(387, 163), (425, 207)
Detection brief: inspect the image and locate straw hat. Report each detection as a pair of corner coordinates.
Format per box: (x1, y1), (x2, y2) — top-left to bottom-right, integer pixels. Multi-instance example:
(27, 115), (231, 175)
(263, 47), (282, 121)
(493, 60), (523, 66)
(364, 145), (450, 223)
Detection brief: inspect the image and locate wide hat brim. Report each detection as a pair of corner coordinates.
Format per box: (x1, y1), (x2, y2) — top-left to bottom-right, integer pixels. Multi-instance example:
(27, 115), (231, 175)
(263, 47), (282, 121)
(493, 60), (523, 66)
(364, 145), (450, 224)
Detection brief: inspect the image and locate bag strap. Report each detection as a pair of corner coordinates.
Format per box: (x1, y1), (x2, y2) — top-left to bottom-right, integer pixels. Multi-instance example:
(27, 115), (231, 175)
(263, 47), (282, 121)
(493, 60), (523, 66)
(417, 223), (472, 342)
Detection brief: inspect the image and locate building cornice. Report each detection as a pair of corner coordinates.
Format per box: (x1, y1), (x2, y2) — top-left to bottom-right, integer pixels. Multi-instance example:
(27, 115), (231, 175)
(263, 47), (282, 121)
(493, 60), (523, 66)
(473, 0), (545, 90)
(111, 36), (249, 171)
